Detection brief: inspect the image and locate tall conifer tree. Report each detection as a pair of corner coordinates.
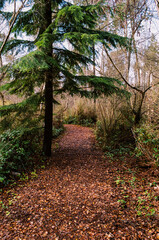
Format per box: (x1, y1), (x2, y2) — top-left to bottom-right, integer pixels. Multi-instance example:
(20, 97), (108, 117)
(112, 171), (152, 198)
(0, 0), (129, 156)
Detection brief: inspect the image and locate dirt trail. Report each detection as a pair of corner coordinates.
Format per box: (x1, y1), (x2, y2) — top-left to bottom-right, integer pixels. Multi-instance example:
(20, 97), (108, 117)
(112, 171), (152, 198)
(0, 125), (158, 239)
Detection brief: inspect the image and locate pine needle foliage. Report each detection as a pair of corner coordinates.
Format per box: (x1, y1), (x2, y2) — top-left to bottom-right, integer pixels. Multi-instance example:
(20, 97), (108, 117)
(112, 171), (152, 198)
(0, 0), (131, 156)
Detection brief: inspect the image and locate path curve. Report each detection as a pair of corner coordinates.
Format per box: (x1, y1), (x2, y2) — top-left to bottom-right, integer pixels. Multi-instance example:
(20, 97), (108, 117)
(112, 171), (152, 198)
(0, 125), (158, 239)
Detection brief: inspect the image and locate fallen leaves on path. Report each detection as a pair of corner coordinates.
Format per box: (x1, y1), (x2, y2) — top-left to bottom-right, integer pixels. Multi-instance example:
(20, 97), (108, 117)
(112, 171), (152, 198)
(0, 124), (159, 239)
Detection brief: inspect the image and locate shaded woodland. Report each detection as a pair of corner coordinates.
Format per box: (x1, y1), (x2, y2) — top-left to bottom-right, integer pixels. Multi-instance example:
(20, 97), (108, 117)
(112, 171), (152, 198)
(0, 0), (159, 239)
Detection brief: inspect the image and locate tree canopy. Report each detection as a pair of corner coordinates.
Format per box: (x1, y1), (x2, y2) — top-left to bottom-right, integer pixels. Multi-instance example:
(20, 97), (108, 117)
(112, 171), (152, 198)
(0, 0), (130, 156)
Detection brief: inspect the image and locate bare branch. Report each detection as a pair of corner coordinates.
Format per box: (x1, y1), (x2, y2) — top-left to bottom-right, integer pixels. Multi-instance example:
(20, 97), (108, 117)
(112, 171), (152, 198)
(104, 45), (157, 96)
(104, 46), (143, 93)
(154, 0), (159, 16)
(0, 66), (8, 81)
(0, 0), (28, 56)
(152, 74), (159, 80)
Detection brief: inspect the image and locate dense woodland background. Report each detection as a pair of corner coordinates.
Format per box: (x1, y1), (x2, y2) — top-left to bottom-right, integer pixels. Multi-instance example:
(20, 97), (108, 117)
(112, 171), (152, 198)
(0, 0), (158, 186)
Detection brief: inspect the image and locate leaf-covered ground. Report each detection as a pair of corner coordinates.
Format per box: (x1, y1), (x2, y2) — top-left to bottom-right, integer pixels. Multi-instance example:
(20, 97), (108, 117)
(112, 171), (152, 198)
(0, 124), (159, 239)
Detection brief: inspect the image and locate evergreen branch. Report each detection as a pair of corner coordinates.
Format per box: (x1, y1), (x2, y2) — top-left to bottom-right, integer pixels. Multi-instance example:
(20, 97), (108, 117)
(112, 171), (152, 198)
(1, 39), (35, 54)
(74, 75), (129, 97)
(0, 1), (5, 9)
(0, 0), (28, 56)
(0, 93), (42, 117)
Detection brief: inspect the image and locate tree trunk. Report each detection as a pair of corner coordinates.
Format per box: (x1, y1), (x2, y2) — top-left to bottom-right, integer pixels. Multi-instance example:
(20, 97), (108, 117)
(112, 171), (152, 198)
(42, 0), (53, 156)
(134, 92), (145, 125)
(134, 109), (142, 125)
(43, 77), (53, 156)
(92, 43), (96, 111)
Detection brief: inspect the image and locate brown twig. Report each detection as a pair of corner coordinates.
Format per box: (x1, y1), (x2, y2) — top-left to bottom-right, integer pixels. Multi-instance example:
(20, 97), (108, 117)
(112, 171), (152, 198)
(0, 0), (28, 56)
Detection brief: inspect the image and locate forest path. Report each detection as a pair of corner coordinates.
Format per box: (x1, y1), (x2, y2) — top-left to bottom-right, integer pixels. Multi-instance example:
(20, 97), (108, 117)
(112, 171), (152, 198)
(0, 125), (158, 239)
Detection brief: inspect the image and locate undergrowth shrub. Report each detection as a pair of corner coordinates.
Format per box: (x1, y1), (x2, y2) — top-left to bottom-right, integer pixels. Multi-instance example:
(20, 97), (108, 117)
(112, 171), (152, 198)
(52, 126), (64, 138)
(95, 96), (134, 152)
(96, 119), (135, 154)
(53, 110), (64, 138)
(133, 124), (159, 166)
(0, 127), (42, 186)
(63, 99), (97, 126)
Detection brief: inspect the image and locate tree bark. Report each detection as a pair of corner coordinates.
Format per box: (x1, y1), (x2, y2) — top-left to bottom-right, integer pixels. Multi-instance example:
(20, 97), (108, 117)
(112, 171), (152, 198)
(43, 73), (53, 156)
(134, 92), (145, 125)
(42, 0), (53, 156)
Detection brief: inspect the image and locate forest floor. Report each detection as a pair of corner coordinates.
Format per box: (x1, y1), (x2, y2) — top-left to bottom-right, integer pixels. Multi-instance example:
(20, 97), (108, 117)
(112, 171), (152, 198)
(0, 124), (159, 240)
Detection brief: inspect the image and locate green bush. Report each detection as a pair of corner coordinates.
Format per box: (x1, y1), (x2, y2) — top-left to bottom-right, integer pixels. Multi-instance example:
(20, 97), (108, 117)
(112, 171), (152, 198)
(63, 99), (97, 126)
(95, 120), (105, 141)
(133, 124), (159, 166)
(64, 115), (94, 126)
(63, 115), (78, 124)
(75, 103), (97, 125)
(52, 126), (64, 138)
(0, 127), (42, 185)
(95, 119), (135, 152)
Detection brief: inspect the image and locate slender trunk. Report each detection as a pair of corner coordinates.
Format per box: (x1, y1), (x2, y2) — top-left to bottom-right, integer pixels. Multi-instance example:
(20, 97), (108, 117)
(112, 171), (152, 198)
(0, 56), (2, 67)
(133, 38), (141, 87)
(134, 92), (145, 125)
(0, 0), (27, 56)
(0, 92), (5, 105)
(154, 0), (159, 16)
(92, 43), (96, 111)
(43, 73), (53, 156)
(101, 46), (104, 75)
(42, 0), (53, 156)
(93, 43), (95, 76)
